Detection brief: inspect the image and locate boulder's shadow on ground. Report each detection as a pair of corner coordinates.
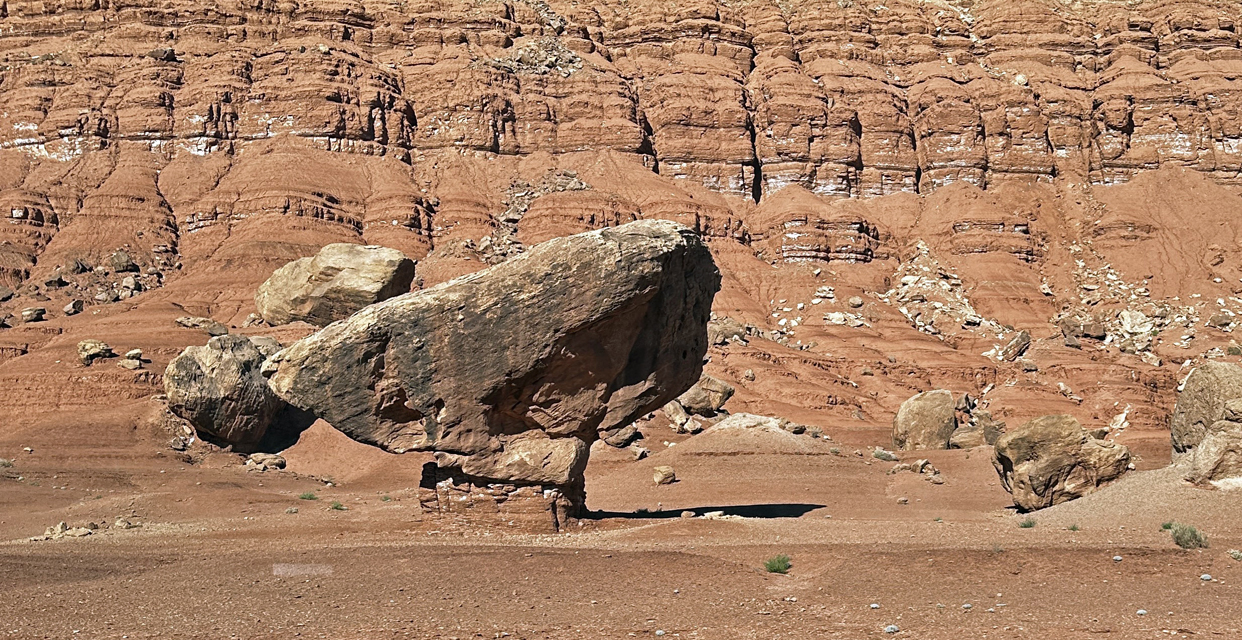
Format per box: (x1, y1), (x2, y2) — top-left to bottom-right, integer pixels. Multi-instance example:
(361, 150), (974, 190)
(587, 503), (825, 520)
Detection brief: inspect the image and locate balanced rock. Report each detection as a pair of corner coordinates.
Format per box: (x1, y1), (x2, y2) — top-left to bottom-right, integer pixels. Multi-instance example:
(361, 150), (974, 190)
(265, 221), (720, 510)
(1170, 361), (1242, 454)
(255, 243), (416, 326)
(892, 389), (957, 450)
(165, 335), (286, 452)
(676, 373), (735, 416)
(992, 415), (1131, 511)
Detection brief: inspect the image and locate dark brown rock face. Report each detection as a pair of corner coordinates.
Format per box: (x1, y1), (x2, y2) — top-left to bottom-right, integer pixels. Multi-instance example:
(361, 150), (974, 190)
(265, 220), (720, 511)
(165, 335), (286, 452)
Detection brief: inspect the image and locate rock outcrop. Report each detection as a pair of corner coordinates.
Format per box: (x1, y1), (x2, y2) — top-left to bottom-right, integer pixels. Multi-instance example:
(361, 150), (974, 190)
(255, 244), (416, 326)
(893, 390), (957, 450)
(1170, 361), (1242, 454)
(165, 335), (286, 452)
(265, 221), (720, 515)
(993, 415), (1132, 511)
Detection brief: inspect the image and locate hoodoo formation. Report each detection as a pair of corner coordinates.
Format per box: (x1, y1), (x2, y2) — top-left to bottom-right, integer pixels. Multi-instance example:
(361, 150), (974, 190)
(4, 1), (1242, 637)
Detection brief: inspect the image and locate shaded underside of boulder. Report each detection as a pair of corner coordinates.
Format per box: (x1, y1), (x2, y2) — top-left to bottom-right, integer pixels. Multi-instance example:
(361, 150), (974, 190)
(265, 220), (721, 506)
(164, 335), (286, 452)
(892, 389), (957, 450)
(1170, 361), (1242, 454)
(255, 243), (416, 326)
(992, 414), (1131, 511)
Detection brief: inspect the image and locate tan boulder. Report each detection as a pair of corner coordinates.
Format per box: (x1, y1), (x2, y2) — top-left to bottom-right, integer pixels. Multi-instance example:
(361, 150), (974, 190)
(992, 415), (1131, 511)
(255, 243), (416, 326)
(676, 373), (735, 416)
(653, 466), (677, 485)
(892, 389), (956, 450)
(1170, 361), (1242, 453)
(77, 340), (115, 366)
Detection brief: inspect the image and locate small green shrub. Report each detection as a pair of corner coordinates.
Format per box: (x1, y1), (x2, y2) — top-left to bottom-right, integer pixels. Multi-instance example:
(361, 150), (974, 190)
(1161, 521), (1174, 530)
(1068, 524), (1080, 532)
(1018, 517), (1036, 529)
(1228, 549), (1242, 562)
(764, 554), (792, 574)
(1170, 523), (1208, 549)
(329, 501), (347, 511)
(298, 492), (318, 501)
(0, 458), (13, 468)
(380, 495), (392, 502)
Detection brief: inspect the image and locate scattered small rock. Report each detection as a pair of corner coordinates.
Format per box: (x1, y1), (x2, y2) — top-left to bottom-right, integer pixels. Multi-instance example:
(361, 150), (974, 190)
(77, 340), (115, 366)
(175, 316), (229, 336)
(653, 466), (677, 485)
(247, 453), (286, 471)
(110, 250), (138, 273)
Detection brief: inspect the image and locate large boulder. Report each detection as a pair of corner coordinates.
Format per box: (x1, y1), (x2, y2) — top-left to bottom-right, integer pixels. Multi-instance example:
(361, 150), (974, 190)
(1184, 399), (1242, 485)
(992, 415), (1131, 511)
(892, 389), (957, 450)
(264, 220), (720, 511)
(676, 373), (735, 416)
(255, 243), (416, 326)
(1170, 361), (1242, 454)
(165, 335), (286, 452)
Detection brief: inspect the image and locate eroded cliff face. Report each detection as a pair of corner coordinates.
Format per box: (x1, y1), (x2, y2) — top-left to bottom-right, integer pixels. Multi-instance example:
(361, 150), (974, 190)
(2, 0), (1242, 467)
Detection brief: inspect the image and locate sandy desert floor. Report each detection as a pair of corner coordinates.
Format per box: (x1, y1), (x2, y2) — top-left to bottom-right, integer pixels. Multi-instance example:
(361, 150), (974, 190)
(3, 418), (1240, 640)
